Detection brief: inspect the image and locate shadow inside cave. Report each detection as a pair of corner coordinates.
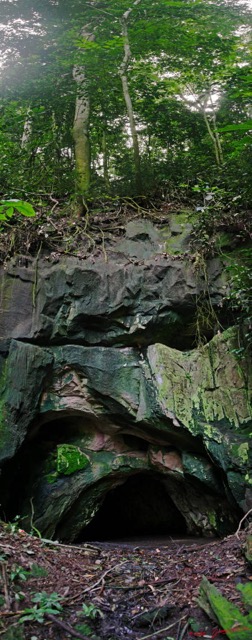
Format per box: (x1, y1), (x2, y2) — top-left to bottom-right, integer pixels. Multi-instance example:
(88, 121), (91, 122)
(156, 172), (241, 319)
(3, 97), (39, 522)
(77, 473), (187, 542)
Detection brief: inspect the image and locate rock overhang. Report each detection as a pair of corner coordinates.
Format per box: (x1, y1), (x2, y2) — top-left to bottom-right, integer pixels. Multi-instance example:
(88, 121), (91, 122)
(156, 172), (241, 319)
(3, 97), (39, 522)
(0, 331), (250, 541)
(0, 246), (227, 348)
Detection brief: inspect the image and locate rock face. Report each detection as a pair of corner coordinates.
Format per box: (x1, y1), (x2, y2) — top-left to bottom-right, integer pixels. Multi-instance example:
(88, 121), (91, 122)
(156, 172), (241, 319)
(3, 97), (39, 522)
(0, 219), (251, 541)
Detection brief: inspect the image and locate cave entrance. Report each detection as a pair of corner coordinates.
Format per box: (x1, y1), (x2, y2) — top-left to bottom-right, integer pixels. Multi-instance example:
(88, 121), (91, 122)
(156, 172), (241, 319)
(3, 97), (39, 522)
(78, 473), (187, 542)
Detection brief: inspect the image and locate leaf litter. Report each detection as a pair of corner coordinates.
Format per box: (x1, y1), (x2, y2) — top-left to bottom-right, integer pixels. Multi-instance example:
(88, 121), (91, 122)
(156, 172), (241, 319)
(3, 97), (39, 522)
(0, 523), (251, 640)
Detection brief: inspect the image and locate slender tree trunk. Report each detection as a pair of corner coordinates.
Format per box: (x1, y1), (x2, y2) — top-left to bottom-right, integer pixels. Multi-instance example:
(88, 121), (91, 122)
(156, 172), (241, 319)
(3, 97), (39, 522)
(102, 128), (110, 191)
(202, 94), (223, 167)
(203, 112), (223, 167)
(210, 97), (224, 165)
(120, 0), (142, 193)
(72, 26), (94, 215)
(182, 90), (224, 167)
(21, 106), (32, 148)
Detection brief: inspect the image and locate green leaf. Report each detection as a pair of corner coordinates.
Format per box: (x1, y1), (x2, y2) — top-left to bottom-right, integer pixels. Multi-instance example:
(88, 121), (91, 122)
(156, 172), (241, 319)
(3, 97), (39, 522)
(13, 201), (36, 217)
(19, 608), (45, 624)
(218, 122), (252, 133)
(5, 207), (14, 218)
(0, 200), (36, 217)
(0, 200), (18, 205)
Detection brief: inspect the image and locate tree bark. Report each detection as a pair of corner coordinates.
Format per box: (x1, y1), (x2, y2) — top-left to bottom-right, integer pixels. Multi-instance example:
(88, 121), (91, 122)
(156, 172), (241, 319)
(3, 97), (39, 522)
(120, 0), (142, 193)
(72, 26), (94, 215)
(102, 128), (110, 191)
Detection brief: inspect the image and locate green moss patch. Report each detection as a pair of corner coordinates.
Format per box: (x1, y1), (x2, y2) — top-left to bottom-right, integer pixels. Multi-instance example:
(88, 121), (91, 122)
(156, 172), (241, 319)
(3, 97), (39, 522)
(198, 576), (252, 640)
(56, 444), (90, 476)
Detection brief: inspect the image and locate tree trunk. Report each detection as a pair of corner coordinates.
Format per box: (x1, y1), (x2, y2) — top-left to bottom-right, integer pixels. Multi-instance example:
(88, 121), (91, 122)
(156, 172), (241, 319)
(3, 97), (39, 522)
(203, 111), (223, 167)
(182, 90), (224, 167)
(202, 94), (223, 167)
(102, 128), (110, 191)
(72, 26), (94, 215)
(120, 0), (142, 193)
(211, 106), (224, 166)
(21, 106), (32, 149)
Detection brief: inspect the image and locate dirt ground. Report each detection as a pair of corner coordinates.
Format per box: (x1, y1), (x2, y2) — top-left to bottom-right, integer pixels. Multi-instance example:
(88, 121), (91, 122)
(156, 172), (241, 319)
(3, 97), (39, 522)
(1, 195), (250, 265)
(0, 523), (251, 640)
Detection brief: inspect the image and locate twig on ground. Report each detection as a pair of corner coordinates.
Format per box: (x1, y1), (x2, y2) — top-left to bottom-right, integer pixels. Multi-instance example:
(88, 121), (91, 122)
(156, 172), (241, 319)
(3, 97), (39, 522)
(46, 612), (90, 639)
(177, 619), (189, 640)
(137, 615), (187, 640)
(65, 560), (127, 606)
(41, 537), (100, 553)
(106, 576), (180, 591)
(82, 560), (127, 595)
(235, 508), (252, 538)
(0, 610), (24, 618)
(100, 227), (108, 262)
(49, 195), (59, 213)
(0, 543), (15, 551)
(1, 564), (10, 611)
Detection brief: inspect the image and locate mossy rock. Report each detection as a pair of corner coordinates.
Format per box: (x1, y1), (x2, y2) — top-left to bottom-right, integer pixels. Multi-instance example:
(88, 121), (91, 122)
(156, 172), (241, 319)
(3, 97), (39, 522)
(182, 452), (222, 493)
(56, 444), (90, 476)
(198, 576), (252, 640)
(161, 211), (195, 255)
(237, 582), (252, 608)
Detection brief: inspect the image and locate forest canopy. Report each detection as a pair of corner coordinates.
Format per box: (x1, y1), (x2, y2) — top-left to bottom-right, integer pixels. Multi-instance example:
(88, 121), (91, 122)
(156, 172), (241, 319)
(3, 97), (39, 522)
(0, 0), (251, 209)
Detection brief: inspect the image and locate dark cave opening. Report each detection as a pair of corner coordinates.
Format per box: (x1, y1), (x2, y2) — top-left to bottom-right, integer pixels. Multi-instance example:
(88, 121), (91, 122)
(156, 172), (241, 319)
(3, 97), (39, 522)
(0, 415), (239, 543)
(78, 473), (187, 542)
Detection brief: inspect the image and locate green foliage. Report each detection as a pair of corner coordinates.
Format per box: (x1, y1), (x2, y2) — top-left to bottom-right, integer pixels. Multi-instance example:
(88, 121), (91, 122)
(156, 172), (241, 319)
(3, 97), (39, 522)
(0, 626), (25, 640)
(190, 182), (229, 254)
(19, 591), (63, 624)
(74, 622), (94, 636)
(6, 515), (22, 534)
(0, 0), (251, 201)
(74, 603), (104, 638)
(0, 200), (36, 222)
(10, 565), (28, 582)
(219, 122), (252, 133)
(80, 603), (104, 620)
(29, 563), (48, 578)
(226, 248), (252, 353)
